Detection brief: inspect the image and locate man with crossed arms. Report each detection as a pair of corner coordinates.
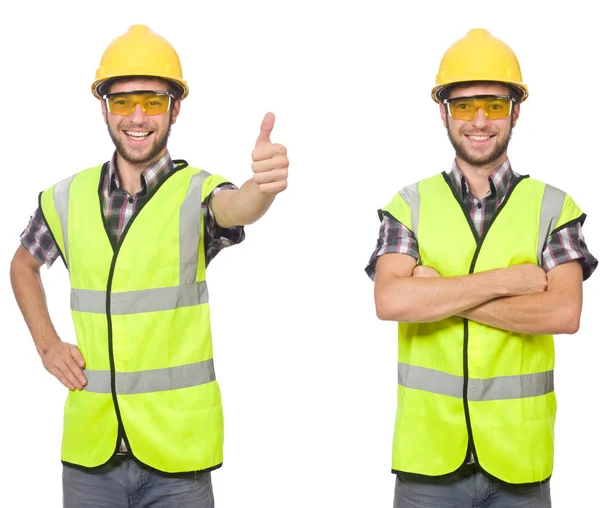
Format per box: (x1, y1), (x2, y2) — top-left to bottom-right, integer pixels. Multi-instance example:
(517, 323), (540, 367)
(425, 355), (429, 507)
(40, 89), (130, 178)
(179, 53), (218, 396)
(366, 28), (597, 507)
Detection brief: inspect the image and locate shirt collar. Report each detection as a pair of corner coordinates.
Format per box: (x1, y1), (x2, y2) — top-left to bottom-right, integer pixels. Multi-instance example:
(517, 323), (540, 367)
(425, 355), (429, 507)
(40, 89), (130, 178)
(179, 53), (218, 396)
(449, 158), (515, 202)
(109, 151), (174, 196)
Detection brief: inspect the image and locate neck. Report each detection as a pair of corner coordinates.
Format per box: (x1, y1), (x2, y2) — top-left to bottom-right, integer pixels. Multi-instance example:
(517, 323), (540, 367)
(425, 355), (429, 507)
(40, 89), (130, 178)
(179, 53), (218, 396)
(456, 153), (507, 200)
(115, 149), (166, 195)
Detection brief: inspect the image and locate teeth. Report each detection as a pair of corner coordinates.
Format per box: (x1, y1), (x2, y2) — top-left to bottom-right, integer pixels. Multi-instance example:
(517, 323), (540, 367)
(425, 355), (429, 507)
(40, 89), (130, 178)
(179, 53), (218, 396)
(125, 131), (150, 138)
(469, 135), (490, 141)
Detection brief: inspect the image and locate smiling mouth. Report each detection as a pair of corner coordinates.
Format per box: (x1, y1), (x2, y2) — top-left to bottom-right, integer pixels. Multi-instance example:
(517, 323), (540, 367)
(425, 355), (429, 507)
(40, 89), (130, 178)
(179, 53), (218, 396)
(466, 134), (494, 143)
(124, 130), (152, 142)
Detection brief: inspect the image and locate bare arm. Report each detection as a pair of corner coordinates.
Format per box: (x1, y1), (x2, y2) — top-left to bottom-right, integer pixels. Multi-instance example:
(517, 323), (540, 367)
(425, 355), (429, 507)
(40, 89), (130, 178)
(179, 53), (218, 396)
(10, 245), (60, 355)
(211, 180), (279, 228)
(458, 261), (583, 334)
(211, 112), (288, 228)
(374, 253), (547, 323)
(10, 245), (87, 390)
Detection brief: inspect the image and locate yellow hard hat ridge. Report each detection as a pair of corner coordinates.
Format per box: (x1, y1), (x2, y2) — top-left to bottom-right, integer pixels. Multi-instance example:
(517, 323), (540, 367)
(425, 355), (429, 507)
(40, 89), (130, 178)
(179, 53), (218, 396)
(431, 28), (528, 104)
(92, 24), (189, 100)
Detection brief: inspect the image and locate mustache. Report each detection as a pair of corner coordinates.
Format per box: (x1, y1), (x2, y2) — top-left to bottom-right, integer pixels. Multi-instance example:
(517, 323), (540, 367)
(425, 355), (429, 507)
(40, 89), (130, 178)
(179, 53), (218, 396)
(120, 125), (154, 131)
(462, 130), (496, 135)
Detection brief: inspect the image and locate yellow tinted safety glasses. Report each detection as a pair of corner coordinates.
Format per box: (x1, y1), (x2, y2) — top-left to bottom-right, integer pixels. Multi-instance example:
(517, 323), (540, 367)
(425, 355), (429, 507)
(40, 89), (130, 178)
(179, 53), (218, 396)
(443, 95), (515, 121)
(103, 91), (174, 116)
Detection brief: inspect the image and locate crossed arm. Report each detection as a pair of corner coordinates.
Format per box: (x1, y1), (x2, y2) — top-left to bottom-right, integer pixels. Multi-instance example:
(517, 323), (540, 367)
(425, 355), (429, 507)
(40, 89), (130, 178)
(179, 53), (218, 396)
(374, 253), (583, 335)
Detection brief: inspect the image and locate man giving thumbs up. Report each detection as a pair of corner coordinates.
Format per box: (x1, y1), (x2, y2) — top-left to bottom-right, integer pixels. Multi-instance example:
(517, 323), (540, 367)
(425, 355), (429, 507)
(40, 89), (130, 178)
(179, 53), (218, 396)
(11, 23), (289, 507)
(211, 112), (289, 227)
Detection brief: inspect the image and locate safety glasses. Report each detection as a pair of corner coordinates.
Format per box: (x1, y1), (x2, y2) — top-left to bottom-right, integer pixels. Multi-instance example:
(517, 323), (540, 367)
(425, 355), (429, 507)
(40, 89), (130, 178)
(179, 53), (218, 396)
(443, 95), (515, 121)
(103, 90), (175, 116)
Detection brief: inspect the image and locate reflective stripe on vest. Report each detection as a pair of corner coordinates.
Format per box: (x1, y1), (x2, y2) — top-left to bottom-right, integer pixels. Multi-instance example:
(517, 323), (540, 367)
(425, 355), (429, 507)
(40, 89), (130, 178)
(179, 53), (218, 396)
(71, 281), (208, 314)
(53, 174), (76, 267)
(399, 183), (420, 238)
(537, 184), (566, 264)
(83, 358), (216, 394)
(398, 363), (554, 401)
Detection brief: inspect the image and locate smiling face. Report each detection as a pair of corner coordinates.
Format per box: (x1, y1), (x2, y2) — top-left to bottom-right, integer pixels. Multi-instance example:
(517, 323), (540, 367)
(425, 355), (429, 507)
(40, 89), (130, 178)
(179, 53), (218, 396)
(101, 77), (181, 166)
(440, 82), (520, 168)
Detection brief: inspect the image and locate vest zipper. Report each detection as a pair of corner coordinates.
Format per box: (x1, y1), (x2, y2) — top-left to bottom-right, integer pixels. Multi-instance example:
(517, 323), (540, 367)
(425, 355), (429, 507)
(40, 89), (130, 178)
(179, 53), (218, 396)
(98, 160), (188, 457)
(441, 172), (529, 469)
(461, 318), (476, 465)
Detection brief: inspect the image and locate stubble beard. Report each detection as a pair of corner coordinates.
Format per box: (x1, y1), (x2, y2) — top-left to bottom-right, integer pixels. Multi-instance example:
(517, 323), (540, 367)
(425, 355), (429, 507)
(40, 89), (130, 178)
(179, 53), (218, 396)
(447, 121), (513, 167)
(108, 110), (173, 165)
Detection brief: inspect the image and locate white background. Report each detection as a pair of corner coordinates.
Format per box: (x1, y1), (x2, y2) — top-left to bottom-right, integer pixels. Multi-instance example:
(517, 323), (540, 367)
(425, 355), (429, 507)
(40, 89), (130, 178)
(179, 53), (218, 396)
(1, 1), (598, 506)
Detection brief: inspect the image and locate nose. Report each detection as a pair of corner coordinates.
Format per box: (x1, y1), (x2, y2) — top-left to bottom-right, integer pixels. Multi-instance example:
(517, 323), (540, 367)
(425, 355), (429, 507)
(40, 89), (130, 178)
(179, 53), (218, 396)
(471, 108), (489, 129)
(129, 103), (147, 123)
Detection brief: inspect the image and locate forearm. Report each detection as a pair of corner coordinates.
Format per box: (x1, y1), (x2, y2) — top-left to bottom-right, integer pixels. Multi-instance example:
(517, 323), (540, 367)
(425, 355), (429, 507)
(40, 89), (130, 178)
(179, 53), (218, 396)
(376, 271), (510, 323)
(458, 292), (579, 334)
(213, 181), (276, 228)
(10, 258), (60, 356)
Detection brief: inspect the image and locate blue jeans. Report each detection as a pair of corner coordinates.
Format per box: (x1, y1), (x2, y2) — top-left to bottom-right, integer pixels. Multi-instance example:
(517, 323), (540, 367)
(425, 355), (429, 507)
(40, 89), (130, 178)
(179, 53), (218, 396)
(63, 456), (214, 508)
(394, 472), (551, 507)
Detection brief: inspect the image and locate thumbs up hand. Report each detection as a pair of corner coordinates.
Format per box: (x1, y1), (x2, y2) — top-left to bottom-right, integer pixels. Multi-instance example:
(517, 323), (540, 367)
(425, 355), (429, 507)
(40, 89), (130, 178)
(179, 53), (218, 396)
(251, 112), (289, 195)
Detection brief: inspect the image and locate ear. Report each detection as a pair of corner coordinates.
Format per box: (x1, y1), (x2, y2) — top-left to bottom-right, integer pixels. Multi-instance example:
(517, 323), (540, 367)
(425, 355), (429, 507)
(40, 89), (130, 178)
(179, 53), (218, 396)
(512, 102), (521, 128)
(171, 99), (181, 124)
(440, 102), (448, 129)
(101, 100), (108, 125)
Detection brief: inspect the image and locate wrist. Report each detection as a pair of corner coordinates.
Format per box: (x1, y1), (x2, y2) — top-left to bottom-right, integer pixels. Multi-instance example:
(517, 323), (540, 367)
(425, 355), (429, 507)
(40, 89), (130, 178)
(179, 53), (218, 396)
(36, 334), (61, 357)
(483, 269), (513, 298)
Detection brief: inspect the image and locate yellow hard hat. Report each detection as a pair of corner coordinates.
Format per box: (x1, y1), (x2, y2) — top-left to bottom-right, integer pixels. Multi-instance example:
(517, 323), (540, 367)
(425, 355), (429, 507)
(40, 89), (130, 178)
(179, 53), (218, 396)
(91, 25), (189, 100)
(431, 28), (528, 103)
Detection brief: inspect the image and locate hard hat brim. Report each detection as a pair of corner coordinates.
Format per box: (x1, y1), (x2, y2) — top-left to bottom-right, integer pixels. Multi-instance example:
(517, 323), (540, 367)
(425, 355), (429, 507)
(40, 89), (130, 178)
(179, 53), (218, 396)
(92, 75), (189, 100)
(432, 80), (529, 104)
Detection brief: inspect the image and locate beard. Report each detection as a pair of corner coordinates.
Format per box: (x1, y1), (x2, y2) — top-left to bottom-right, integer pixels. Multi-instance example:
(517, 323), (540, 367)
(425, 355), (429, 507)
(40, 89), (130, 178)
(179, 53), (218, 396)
(108, 109), (173, 165)
(447, 121), (513, 166)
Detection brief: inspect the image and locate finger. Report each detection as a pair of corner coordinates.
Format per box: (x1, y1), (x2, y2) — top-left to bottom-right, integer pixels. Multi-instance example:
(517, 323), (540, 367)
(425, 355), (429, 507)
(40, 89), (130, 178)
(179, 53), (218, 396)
(252, 143), (286, 162)
(253, 169), (288, 185)
(258, 181), (288, 194)
(54, 363), (80, 391)
(251, 155), (289, 173)
(255, 112), (275, 149)
(52, 369), (75, 390)
(64, 357), (87, 389)
(70, 346), (86, 368)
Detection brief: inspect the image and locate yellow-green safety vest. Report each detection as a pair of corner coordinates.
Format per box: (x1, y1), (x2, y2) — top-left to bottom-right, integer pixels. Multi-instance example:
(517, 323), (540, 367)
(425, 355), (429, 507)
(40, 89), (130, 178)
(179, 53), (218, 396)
(380, 172), (584, 485)
(40, 160), (228, 475)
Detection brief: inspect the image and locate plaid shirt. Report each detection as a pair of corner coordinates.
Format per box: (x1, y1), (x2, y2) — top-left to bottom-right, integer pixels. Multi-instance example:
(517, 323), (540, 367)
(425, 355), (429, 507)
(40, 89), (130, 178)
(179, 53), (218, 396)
(366, 159), (598, 280)
(21, 151), (245, 268)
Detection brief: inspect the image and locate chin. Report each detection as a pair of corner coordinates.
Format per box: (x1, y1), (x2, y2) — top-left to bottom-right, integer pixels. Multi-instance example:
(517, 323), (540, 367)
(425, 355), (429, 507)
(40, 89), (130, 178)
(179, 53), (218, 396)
(120, 150), (154, 165)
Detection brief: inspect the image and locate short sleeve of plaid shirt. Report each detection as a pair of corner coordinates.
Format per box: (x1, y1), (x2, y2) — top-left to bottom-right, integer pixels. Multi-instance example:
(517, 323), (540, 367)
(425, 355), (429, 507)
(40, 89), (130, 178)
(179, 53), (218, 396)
(365, 214), (598, 282)
(364, 213), (420, 281)
(20, 182), (245, 269)
(202, 182), (245, 267)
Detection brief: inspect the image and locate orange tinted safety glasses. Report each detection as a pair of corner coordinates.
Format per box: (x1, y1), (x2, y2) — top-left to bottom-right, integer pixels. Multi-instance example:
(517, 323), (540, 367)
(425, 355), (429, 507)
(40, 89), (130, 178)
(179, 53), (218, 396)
(443, 95), (515, 121)
(103, 90), (175, 116)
